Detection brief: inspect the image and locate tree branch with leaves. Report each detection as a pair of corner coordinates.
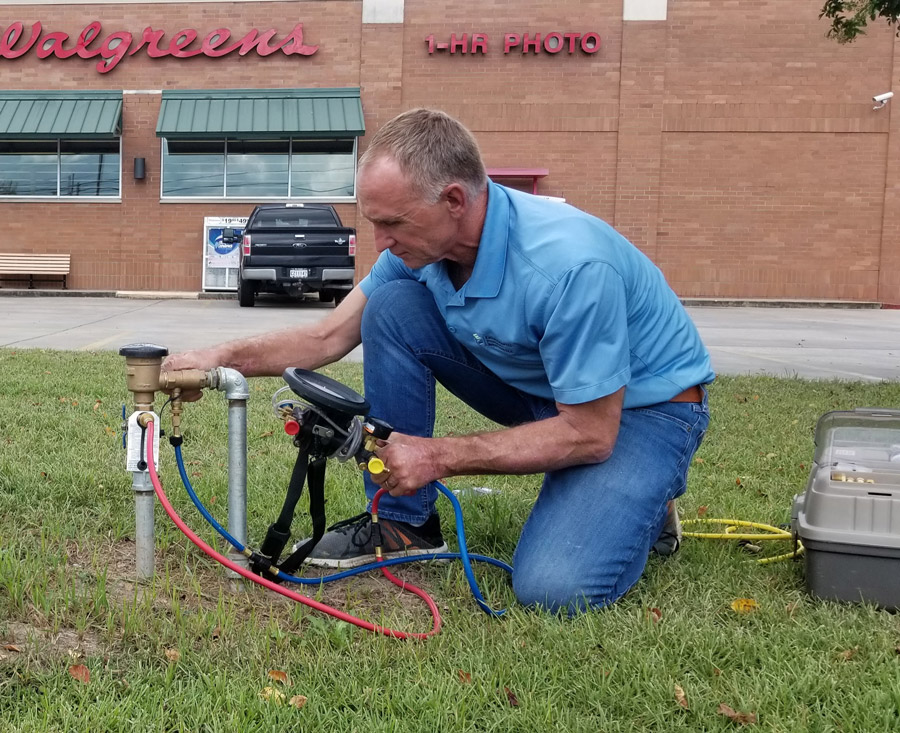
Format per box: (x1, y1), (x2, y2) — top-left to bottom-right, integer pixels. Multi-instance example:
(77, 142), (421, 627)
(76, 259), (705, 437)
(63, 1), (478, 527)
(821, 0), (900, 42)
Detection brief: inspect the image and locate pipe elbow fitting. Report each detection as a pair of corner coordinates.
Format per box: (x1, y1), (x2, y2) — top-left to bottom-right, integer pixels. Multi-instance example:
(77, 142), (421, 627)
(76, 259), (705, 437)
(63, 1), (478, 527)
(214, 367), (250, 400)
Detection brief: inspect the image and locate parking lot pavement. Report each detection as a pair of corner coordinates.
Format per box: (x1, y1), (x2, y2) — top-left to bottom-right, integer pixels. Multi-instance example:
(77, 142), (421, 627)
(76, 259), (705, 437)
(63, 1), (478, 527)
(0, 295), (898, 380)
(688, 306), (900, 381)
(0, 295), (365, 362)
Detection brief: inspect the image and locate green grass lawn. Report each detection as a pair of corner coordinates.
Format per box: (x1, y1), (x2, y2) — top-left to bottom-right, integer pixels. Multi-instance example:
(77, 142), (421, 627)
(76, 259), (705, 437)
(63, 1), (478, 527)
(1, 347), (899, 732)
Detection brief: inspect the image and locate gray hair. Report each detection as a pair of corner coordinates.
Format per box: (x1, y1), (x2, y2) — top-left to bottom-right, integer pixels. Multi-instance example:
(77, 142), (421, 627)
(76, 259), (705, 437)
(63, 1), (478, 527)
(358, 108), (487, 203)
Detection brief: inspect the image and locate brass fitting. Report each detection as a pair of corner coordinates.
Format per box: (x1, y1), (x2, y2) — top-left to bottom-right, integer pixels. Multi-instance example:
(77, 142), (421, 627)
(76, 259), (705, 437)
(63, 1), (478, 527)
(363, 434), (379, 454)
(159, 369), (212, 392)
(170, 389), (183, 438)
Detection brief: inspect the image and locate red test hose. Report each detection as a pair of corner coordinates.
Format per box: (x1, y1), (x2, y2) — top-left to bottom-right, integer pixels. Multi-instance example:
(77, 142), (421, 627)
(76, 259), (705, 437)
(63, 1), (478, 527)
(144, 419), (442, 640)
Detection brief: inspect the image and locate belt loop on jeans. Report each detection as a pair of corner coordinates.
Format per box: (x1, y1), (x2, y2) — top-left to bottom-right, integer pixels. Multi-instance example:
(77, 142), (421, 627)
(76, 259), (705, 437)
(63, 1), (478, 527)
(669, 384), (704, 403)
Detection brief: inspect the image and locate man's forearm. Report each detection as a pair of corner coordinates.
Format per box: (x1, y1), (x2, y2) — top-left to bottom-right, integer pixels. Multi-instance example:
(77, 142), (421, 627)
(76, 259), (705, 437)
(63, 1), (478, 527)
(210, 328), (334, 378)
(432, 413), (616, 478)
(169, 288), (367, 378)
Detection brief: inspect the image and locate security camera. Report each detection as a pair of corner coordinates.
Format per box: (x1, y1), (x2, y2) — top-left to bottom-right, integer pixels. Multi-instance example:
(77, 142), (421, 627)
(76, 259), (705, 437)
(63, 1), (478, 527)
(873, 91), (894, 109)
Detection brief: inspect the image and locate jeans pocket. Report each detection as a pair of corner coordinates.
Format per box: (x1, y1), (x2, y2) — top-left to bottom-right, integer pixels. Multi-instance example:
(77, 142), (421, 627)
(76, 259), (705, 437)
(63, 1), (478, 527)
(632, 403), (702, 433)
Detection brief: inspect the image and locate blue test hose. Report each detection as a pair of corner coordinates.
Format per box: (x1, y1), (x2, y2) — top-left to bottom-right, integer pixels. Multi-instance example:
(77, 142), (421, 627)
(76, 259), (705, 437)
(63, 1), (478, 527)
(174, 445), (511, 616)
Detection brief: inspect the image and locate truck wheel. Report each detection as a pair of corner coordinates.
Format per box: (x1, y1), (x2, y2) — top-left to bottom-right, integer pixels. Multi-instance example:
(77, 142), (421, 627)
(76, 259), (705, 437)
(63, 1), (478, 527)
(238, 279), (255, 307)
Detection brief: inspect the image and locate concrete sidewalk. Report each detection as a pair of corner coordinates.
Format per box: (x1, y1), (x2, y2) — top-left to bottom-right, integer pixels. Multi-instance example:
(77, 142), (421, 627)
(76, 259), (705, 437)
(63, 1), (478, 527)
(0, 290), (898, 381)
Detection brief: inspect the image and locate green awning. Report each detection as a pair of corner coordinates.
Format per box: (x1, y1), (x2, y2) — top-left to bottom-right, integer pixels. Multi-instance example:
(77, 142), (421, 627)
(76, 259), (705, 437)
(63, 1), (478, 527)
(156, 88), (365, 139)
(0, 91), (122, 138)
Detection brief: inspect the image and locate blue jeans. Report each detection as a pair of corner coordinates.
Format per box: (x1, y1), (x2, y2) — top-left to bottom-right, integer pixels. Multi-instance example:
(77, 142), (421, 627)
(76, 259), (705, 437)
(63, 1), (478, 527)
(360, 280), (710, 614)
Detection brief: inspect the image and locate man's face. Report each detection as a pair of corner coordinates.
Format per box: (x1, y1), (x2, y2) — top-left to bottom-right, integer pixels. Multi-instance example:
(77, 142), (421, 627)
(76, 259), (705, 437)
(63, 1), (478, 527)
(357, 157), (458, 269)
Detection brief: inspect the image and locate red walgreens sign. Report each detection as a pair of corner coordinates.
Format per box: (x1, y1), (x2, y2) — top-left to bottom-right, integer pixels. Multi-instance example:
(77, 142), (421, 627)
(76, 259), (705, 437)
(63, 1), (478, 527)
(0, 21), (319, 73)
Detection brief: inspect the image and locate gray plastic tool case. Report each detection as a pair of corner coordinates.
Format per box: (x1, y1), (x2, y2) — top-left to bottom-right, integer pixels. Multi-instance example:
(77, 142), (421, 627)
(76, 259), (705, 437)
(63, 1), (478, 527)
(792, 408), (900, 610)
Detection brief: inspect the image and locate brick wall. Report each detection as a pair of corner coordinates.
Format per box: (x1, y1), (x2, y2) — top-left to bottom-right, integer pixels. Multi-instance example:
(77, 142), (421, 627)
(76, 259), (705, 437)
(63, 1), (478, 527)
(1, 0), (899, 301)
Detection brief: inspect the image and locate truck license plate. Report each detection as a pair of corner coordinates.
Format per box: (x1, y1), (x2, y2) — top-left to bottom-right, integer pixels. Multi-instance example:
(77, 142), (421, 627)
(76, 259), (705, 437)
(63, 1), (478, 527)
(289, 268), (309, 279)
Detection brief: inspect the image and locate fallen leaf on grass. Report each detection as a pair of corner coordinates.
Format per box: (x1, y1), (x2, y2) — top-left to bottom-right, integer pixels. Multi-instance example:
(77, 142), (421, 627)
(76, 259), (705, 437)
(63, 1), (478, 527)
(2, 644), (22, 653)
(68, 664), (90, 685)
(260, 686), (286, 704)
(289, 695), (308, 709)
(730, 598), (759, 614)
(457, 669), (472, 684)
(504, 687), (520, 707)
(93, 400), (102, 411)
(647, 607), (662, 624)
(735, 478), (742, 486)
(717, 703), (756, 725)
(674, 684), (689, 709)
(164, 648), (181, 662)
(785, 602), (800, 617)
(697, 506), (708, 517)
(268, 669), (292, 686)
(836, 646), (859, 661)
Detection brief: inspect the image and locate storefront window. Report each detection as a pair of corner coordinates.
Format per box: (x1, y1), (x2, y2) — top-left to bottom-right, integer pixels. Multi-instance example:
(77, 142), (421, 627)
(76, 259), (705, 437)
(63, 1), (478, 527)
(161, 137), (356, 199)
(162, 140), (226, 197)
(60, 140), (121, 197)
(0, 139), (119, 198)
(226, 139), (289, 197)
(290, 139), (355, 198)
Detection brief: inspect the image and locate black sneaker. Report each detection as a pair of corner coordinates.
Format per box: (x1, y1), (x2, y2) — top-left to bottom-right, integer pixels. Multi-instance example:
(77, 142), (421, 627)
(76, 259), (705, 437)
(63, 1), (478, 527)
(293, 512), (448, 568)
(651, 500), (682, 556)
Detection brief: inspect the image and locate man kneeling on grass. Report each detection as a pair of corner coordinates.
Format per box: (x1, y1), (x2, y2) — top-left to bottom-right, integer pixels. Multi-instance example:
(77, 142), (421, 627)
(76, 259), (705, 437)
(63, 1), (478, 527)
(164, 108), (714, 615)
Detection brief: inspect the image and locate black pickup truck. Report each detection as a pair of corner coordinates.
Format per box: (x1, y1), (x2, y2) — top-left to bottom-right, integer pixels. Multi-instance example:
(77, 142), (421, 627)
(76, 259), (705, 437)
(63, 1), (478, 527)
(237, 203), (356, 307)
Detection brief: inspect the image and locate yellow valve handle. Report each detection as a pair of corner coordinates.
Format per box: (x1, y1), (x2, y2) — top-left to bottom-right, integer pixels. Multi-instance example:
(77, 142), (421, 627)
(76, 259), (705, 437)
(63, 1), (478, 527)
(367, 457), (386, 475)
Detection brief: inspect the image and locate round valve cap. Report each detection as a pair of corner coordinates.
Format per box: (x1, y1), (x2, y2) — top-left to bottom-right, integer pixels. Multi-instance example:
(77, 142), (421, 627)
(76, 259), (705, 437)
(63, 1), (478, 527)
(367, 457), (385, 474)
(119, 343), (168, 359)
(284, 419), (301, 436)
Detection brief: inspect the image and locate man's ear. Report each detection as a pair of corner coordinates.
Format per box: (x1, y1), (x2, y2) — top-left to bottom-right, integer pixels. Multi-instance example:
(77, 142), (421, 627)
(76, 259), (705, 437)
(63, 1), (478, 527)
(442, 183), (467, 218)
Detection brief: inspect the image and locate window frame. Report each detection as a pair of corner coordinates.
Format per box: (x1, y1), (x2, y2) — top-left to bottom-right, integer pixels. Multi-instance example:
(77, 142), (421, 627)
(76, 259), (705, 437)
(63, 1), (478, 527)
(0, 138), (122, 201)
(159, 137), (358, 203)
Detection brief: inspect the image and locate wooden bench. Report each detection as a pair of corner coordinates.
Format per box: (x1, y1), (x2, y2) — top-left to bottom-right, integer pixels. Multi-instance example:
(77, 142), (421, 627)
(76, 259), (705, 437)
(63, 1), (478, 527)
(0, 253), (71, 289)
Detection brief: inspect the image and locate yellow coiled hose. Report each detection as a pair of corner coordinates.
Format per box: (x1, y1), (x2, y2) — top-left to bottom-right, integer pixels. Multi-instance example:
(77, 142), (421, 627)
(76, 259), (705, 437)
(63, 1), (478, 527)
(681, 518), (804, 564)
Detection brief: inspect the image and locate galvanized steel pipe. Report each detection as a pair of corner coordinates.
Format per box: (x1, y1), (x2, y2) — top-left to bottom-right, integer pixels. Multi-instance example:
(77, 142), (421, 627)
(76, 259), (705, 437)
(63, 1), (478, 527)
(214, 367), (250, 570)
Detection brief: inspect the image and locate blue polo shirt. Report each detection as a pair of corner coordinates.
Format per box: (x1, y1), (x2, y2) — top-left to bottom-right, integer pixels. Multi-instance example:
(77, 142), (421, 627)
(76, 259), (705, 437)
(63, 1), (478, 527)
(359, 181), (714, 409)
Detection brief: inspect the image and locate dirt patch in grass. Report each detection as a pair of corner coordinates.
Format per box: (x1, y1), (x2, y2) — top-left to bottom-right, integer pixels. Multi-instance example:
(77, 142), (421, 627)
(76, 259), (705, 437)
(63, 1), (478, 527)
(1, 621), (107, 663)
(71, 537), (446, 624)
(1, 537), (446, 664)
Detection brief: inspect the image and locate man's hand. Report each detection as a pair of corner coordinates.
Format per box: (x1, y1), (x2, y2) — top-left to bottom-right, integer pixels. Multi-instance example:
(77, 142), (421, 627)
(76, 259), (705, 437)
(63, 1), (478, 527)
(371, 433), (444, 497)
(160, 348), (223, 401)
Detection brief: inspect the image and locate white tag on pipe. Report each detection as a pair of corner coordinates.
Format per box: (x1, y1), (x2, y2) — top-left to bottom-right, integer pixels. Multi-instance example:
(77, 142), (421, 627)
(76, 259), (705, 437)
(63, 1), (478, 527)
(125, 411), (160, 473)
